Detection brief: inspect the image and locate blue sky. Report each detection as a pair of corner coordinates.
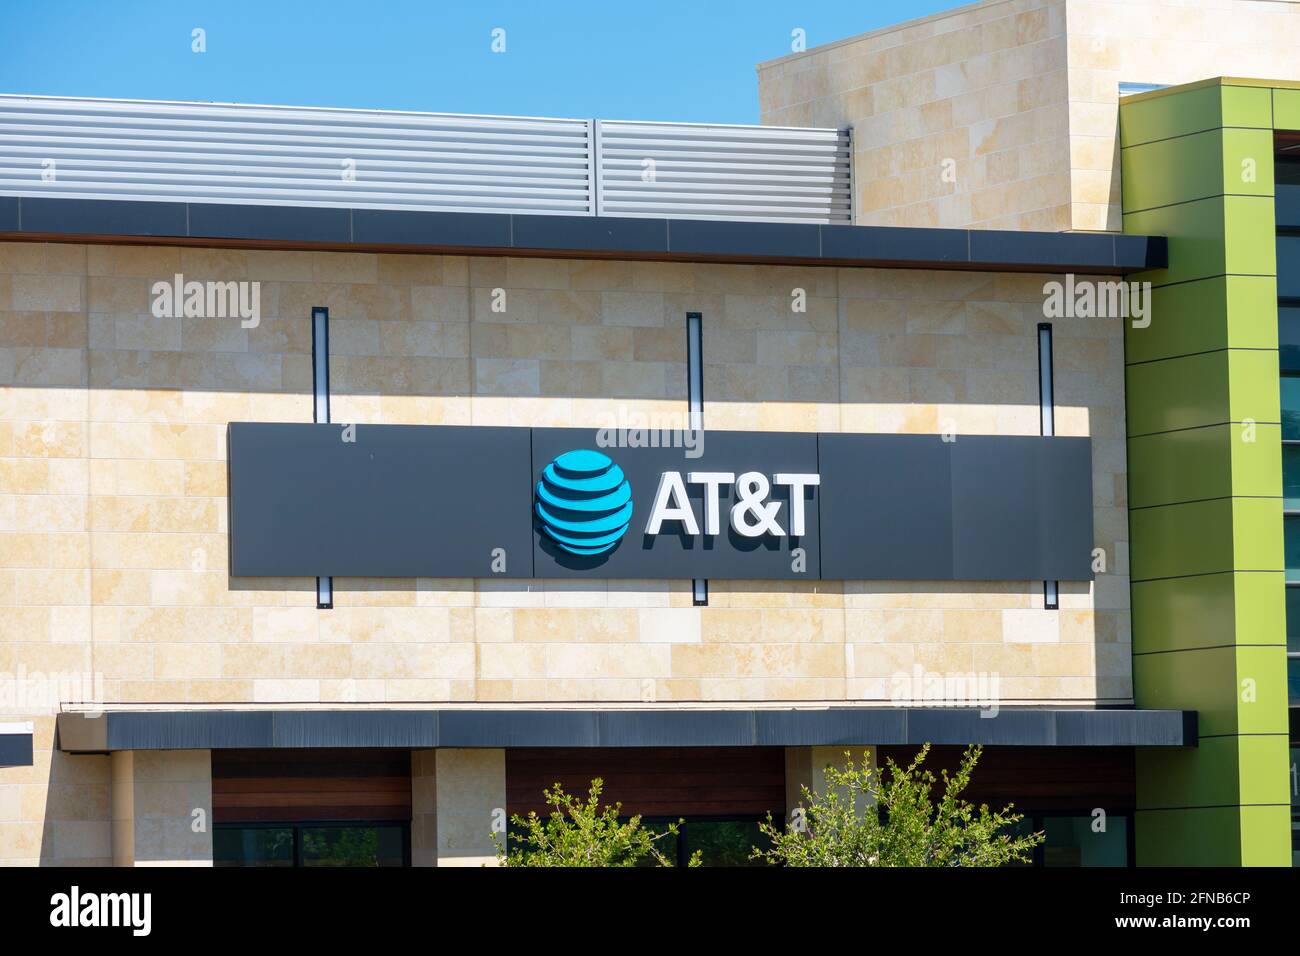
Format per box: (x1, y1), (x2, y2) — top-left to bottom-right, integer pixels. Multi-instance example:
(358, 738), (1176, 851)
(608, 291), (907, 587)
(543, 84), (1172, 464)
(0, 0), (956, 122)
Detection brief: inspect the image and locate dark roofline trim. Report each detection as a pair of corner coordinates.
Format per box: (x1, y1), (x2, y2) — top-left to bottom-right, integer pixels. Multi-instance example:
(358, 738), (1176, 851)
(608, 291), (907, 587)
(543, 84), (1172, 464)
(55, 707), (1197, 753)
(0, 197), (1167, 275)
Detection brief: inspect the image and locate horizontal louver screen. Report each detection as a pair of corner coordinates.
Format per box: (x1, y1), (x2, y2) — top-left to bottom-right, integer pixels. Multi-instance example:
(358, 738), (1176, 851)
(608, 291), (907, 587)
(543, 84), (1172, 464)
(596, 120), (852, 223)
(0, 95), (850, 223)
(0, 95), (594, 215)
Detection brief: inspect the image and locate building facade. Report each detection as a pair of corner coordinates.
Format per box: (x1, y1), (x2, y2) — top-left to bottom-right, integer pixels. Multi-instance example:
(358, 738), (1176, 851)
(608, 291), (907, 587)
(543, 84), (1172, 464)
(0, 0), (1295, 867)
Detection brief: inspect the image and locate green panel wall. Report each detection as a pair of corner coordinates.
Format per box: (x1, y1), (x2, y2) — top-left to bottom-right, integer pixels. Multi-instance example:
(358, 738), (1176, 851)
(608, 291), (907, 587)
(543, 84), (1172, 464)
(1121, 79), (1291, 867)
(1124, 276), (1278, 365)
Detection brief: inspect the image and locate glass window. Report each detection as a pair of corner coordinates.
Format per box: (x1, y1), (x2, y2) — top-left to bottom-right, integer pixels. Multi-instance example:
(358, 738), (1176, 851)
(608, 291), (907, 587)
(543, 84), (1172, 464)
(643, 827), (680, 868)
(1280, 162), (1300, 230)
(301, 825), (405, 867)
(1292, 744), (1299, 865)
(1286, 517), (1300, 584)
(681, 820), (769, 867)
(214, 827), (294, 867)
(1041, 815), (1128, 867)
(215, 823), (407, 867)
(1289, 658), (1300, 705)
(1281, 237), (1300, 300)
(1283, 377), (1300, 442)
(1286, 446), (1300, 510)
(1282, 309), (1300, 373)
(1282, 189), (1300, 231)
(1286, 589), (1300, 654)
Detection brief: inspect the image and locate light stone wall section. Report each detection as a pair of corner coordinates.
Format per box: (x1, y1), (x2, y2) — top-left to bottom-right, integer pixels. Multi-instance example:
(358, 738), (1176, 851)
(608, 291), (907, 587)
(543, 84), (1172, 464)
(0, 715), (110, 865)
(758, 0), (1072, 231)
(0, 241), (1128, 860)
(757, 0), (1300, 232)
(111, 749), (212, 866)
(786, 745), (877, 821)
(1063, 0), (1300, 231)
(432, 748), (505, 867)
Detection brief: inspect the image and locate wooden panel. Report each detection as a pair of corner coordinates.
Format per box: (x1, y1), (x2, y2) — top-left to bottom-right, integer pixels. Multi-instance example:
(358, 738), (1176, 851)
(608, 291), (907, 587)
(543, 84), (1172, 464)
(875, 746), (1136, 813)
(507, 747), (785, 818)
(212, 749), (411, 824)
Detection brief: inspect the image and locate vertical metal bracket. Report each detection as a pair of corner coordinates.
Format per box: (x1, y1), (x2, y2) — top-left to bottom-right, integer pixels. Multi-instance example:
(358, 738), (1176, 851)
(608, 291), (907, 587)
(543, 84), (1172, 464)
(313, 306), (334, 610)
(687, 312), (707, 607)
(1038, 322), (1058, 611)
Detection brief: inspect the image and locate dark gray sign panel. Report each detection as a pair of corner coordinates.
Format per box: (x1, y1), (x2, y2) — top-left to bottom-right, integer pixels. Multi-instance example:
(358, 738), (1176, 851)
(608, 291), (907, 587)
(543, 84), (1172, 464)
(228, 423), (1094, 581)
(818, 435), (955, 580)
(529, 428), (820, 580)
(227, 422), (533, 577)
(818, 434), (1094, 581)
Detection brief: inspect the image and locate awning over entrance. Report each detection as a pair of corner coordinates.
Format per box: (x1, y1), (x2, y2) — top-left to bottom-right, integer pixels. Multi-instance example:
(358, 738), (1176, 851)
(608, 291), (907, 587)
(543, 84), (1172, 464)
(56, 706), (1197, 753)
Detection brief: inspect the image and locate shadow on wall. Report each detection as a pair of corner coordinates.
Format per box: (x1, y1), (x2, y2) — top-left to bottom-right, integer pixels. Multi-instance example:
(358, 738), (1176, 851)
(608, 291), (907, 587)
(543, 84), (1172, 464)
(36, 718), (111, 866)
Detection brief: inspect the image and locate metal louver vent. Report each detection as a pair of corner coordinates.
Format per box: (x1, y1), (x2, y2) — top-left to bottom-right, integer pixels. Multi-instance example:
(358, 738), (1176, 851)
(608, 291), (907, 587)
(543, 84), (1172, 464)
(0, 94), (851, 224)
(595, 120), (851, 222)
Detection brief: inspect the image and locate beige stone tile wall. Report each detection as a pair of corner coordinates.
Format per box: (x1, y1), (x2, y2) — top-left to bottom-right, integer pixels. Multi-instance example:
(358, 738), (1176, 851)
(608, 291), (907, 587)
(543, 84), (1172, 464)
(0, 241), (1130, 861)
(757, 0), (1300, 232)
(0, 243), (1128, 708)
(111, 748), (212, 866)
(430, 748), (505, 867)
(1064, 0), (1300, 230)
(0, 717), (111, 865)
(758, 0), (1071, 231)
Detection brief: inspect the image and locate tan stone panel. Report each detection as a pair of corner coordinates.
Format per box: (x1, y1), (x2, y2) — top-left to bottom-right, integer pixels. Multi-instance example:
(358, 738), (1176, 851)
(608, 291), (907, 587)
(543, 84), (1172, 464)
(251, 606), (319, 643)
(10, 420), (86, 459)
(513, 607), (638, 644)
(15, 568), (89, 605)
(154, 643), (222, 680)
(13, 275), (82, 313)
(251, 678), (320, 702)
(479, 643), (547, 681)
(118, 606), (185, 644)
(221, 643), (284, 678)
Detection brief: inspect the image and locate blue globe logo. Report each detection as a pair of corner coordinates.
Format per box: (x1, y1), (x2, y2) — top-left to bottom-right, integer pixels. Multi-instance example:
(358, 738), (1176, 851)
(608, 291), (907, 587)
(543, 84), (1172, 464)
(535, 449), (633, 556)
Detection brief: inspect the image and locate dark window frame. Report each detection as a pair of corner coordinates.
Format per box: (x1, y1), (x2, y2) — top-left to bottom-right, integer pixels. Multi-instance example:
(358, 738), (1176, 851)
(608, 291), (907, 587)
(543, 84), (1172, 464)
(214, 819), (411, 868)
(639, 814), (773, 868)
(1024, 809), (1135, 868)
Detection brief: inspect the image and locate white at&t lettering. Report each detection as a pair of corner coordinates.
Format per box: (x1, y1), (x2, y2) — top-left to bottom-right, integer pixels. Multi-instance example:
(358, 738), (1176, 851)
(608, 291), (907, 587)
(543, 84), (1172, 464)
(644, 471), (820, 538)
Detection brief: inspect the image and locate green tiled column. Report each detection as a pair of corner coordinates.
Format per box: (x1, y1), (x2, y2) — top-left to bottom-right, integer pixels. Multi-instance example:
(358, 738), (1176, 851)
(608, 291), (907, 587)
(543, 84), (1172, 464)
(1121, 79), (1291, 866)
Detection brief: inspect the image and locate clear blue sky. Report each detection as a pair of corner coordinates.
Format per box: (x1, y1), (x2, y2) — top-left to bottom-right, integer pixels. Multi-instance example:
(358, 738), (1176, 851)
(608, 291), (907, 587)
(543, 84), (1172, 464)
(0, 0), (956, 123)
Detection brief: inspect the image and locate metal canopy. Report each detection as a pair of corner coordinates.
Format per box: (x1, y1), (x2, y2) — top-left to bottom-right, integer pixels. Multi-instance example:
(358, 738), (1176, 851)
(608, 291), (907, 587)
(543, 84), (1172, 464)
(56, 707), (1196, 752)
(0, 196), (1165, 274)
